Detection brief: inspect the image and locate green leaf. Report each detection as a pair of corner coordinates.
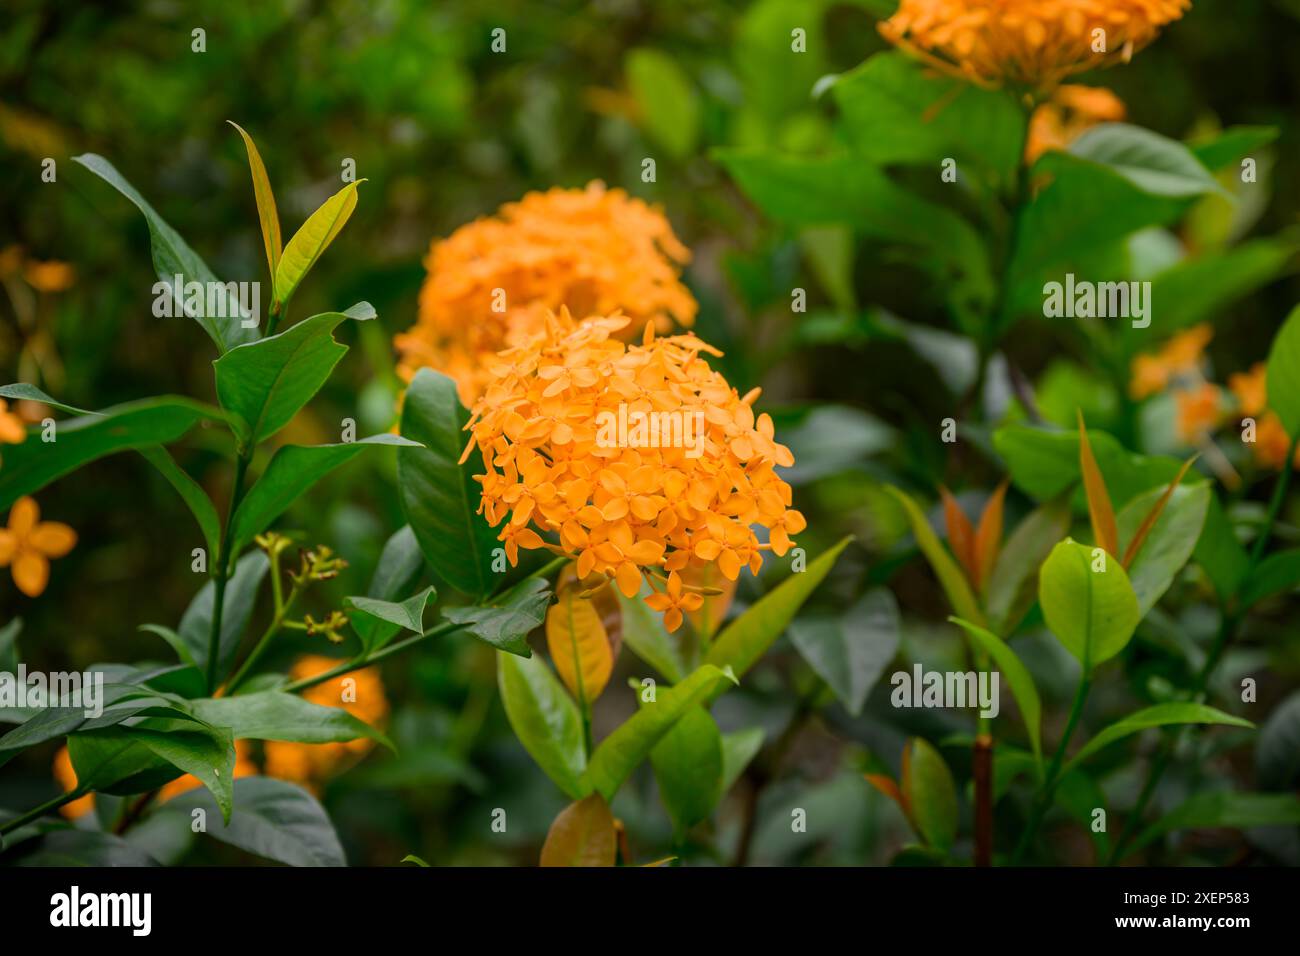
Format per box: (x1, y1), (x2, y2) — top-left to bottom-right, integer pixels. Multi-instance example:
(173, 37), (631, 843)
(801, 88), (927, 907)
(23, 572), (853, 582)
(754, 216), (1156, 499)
(885, 487), (983, 624)
(1190, 125), (1278, 171)
(139, 624), (199, 669)
(616, 586), (690, 683)
(0, 397), (225, 511)
(627, 48), (700, 159)
(6, 829), (160, 867)
(214, 304), (375, 446)
(719, 727), (765, 795)
(497, 649), (587, 799)
(229, 435), (417, 555)
(191, 691), (391, 748)
(1068, 123), (1223, 198)
(789, 588), (899, 716)
(1038, 539), (1141, 669)
(397, 369), (500, 597)
(346, 586), (436, 656)
(179, 550), (270, 681)
(1064, 703), (1252, 775)
(1256, 691), (1300, 791)
(1241, 549), (1300, 608)
(1116, 483), (1209, 616)
(0, 383), (93, 416)
(72, 153), (257, 352)
(227, 121), (282, 281)
(650, 705), (724, 834)
(902, 738), (958, 853)
(1194, 491), (1250, 602)
(443, 577), (551, 657)
(273, 180), (363, 309)
(1131, 791), (1300, 855)
(984, 494), (1071, 636)
(539, 793), (616, 867)
(705, 536), (852, 686)
(584, 664), (736, 801)
(367, 525), (423, 601)
(832, 51), (1023, 187)
(158, 776), (344, 866)
(138, 446), (220, 556)
(1266, 303), (1300, 437)
(948, 617), (1042, 767)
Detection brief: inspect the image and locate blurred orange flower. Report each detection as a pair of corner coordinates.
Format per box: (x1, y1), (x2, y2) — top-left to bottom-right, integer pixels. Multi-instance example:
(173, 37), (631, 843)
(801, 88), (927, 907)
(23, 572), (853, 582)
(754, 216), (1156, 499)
(0, 399), (26, 445)
(1228, 363), (1300, 470)
(263, 656), (389, 789)
(1175, 382), (1221, 443)
(1129, 324), (1213, 399)
(880, 0), (1190, 89)
(394, 182), (696, 406)
(0, 496), (76, 597)
(462, 309), (804, 631)
(1025, 84), (1126, 162)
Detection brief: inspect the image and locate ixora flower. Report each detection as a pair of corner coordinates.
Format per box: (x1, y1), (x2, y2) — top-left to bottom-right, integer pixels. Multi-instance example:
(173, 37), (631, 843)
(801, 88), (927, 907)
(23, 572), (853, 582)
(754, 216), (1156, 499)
(0, 496), (76, 597)
(394, 182), (697, 406)
(879, 0), (1191, 89)
(462, 309), (805, 631)
(0, 399), (26, 445)
(1229, 362), (1300, 470)
(1025, 83), (1126, 162)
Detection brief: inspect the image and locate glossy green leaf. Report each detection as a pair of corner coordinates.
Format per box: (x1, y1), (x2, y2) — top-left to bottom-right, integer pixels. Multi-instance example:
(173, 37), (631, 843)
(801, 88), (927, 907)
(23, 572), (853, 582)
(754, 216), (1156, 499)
(1116, 483), (1209, 616)
(1064, 703), (1252, 774)
(497, 649), (587, 799)
(1190, 125), (1278, 170)
(1038, 539), (1141, 669)
(0, 383), (93, 416)
(789, 588), (899, 716)
(886, 487), (983, 624)
(192, 691), (391, 748)
(584, 664), (736, 800)
(1266, 303), (1300, 437)
(214, 303), (375, 446)
(719, 727), (765, 795)
(949, 617), (1042, 767)
(1241, 548), (1300, 608)
(72, 153), (257, 351)
(158, 776), (344, 866)
(229, 435), (417, 555)
(650, 705), (724, 834)
(0, 397), (226, 511)
(346, 586), (435, 656)
(984, 493), (1071, 635)
(902, 738), (957, 853)
(227, 121), (282, 281)
(705, 536), (852, 688)
(7, 829), (160, 867)
(397, 369), (499, 597)
(178, 550), (270, 681)
(139, 624), (199, 670)
(443, 577), (550, 657)
(138, 446), (220, 556)
(1194, 491), (1250, 601)
(273, 179), (363, 309)
(1068, 123), (1223, 198)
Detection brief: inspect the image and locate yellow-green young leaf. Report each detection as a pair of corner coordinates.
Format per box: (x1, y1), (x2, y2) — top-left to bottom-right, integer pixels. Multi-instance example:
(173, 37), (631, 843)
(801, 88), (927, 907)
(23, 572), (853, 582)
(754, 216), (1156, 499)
(227, 121), (281, 281)
(1077, 410), (1119, 558)
(273, 180), (363, 309)
(497, 651), (587, 800)
(1121, 455), (1198, 569)
(539, 793), (616, 867)
(948, 617), (1042, 768)
(546, 587), (614, 706)
(1266, 303), (1300, 437)
(901, 738), (958, 852)
(885, 487), (983, 624)
(1038, 539), (1141, 670)
(705, 536), (852, 688)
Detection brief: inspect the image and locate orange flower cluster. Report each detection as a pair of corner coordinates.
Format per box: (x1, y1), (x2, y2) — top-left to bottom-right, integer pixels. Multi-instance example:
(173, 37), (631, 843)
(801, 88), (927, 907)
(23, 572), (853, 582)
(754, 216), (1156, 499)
(394, 182), (697, 405)
(462, 309), (804, 630)
(263, 656), (389, 789)
(1025, 84), (1126, 163)
(880, 0), (1190, 88)
(0, 496), (76, 597)
(1228, 363), (1299, 470)
(1130, 324), (1212, 400)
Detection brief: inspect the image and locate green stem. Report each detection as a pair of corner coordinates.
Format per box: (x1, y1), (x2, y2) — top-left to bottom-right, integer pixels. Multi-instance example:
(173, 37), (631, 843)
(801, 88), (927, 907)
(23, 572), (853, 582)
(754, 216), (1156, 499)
(1108, 432), (1298, 863)
(1013, 671), (1091, 864)
(207, 449), (252, 695)
(283, 621), (466, 694)
(0, 788), (87, 836)
(223, 576), (304, 697)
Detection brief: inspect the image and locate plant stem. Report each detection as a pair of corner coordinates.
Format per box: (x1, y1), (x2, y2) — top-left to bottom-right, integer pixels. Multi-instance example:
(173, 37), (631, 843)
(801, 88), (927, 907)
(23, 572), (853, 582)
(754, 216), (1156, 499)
(973, 732), (994, 866)
(0, 788), (87, 836)
(207, 449), (253, 694)
(1013, 672), (1091, 864)
(283, 621), (466, 694)
(223, 575), (304, 697)
(1108, 432), (1299, 863)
